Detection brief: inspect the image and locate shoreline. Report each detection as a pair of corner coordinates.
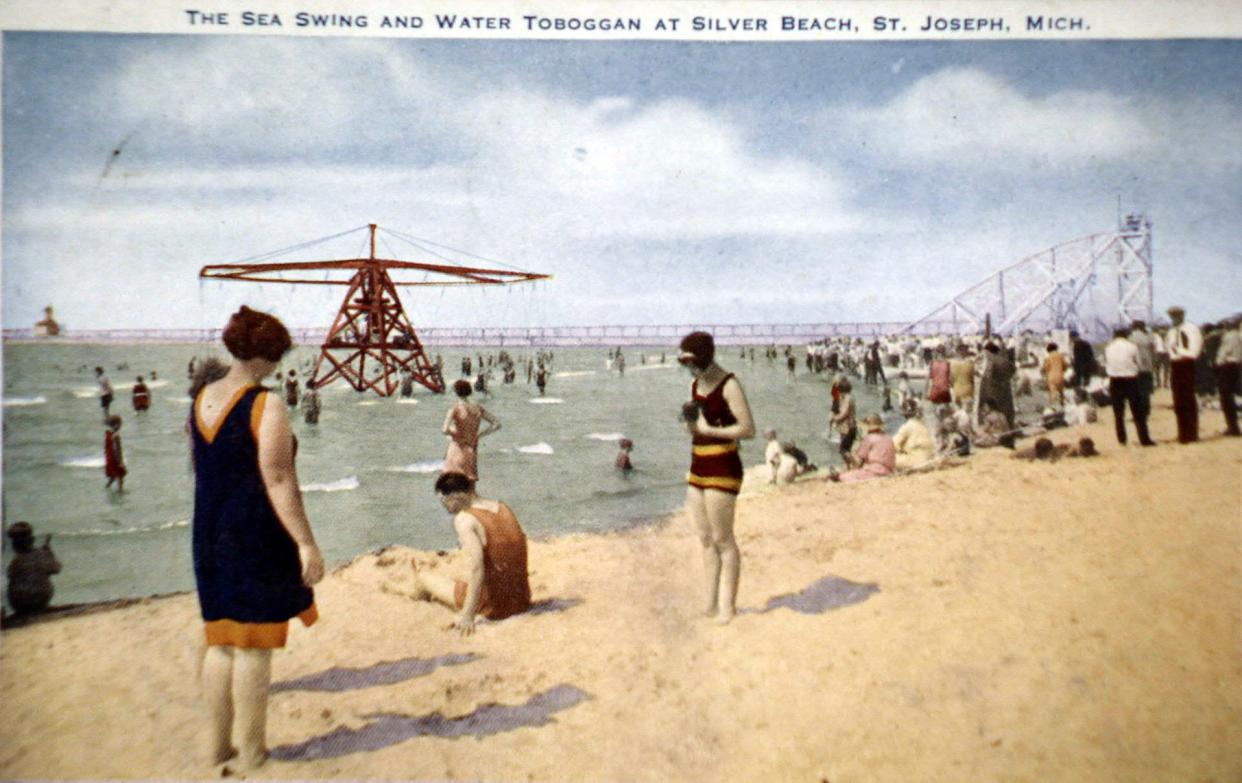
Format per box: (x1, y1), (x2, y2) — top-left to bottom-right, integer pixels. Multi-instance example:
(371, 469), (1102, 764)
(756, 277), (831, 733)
(2, 392), (1239, 781)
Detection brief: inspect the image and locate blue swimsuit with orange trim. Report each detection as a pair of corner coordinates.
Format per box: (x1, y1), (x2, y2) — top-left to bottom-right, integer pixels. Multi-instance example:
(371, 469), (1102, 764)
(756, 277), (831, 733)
(190, 385), (316, 648)
(687, 373), (745, 495)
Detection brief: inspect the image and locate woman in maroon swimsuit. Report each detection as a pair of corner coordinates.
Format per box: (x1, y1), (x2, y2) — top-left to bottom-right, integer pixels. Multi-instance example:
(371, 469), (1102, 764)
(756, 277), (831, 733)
(679, 331), (755, 624)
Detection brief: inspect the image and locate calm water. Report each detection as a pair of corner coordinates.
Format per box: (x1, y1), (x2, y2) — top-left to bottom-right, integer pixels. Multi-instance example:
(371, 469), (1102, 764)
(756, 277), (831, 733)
(2, 342), (892, 605)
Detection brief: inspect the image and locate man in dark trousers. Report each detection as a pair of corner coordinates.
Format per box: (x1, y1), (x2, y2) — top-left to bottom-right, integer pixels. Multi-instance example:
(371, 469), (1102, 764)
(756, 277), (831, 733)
(1070, 330), (1097, 389)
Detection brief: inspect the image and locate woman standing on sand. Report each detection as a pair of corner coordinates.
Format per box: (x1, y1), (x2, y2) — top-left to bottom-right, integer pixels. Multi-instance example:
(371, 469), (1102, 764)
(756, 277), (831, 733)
(189, 306), (325, 770)
(442, 379), (500, 482)
(679, 331), (756, 625)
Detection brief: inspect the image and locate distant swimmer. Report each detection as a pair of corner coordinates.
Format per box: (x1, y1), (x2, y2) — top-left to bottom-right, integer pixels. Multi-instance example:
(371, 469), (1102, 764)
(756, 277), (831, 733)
(405, 471), (532, 635)
(132, 376), (151, 411)
(95, 366), (114, 420)
(301, 386), (321, 425)
(104, 415), (126, 491)
(615, 438), (634, 472)
(284, 370), (299, 408)
(400, 367), (414, 398)
(151, 370), (158, 380)
(443, 379), (500, 482)
(680, 331), (756, 625)
(4, 522), (61, 616)
(536, 367), (548, 396)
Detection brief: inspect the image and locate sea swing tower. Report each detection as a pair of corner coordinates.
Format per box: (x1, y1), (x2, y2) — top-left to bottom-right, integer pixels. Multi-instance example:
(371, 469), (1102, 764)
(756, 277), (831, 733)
(200, 224), (550, 396)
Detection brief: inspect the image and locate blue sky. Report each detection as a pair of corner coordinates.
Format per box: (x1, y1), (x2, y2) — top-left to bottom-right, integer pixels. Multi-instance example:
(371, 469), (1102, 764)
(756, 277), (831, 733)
(3, 33), (1240, 330)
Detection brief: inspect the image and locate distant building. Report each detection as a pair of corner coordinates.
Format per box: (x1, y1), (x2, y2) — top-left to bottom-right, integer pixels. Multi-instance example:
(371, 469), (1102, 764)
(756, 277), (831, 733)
(33, 305), (60, 337)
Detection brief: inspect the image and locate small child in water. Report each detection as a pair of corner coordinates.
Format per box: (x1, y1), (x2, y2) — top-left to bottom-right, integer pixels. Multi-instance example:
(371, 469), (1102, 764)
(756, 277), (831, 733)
(104, 415), (126, 491)
(615, 438), (634, 472)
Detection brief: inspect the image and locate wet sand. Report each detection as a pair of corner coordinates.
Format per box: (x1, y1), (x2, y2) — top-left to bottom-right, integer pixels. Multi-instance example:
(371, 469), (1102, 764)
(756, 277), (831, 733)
(1, 389), (1239, 781)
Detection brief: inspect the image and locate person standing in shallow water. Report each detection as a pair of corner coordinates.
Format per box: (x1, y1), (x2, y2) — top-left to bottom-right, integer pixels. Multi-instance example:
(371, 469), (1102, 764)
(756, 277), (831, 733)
(189, 306), (325, 771)
(679, 331), (756, 625)
(442, 379), (500, 482)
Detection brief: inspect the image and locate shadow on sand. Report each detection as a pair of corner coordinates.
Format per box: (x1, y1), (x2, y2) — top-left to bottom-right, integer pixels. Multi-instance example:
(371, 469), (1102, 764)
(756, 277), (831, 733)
(757, 575), (880, 615)
(270, 684), (591, 761)
(272, 653), (481, 694)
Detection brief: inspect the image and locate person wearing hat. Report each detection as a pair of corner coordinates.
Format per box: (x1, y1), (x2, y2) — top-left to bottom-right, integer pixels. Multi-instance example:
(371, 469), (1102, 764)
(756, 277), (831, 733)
(5, 522), (61, 615)
(831, 413), (896, 483)
(1165, 306), (1203, 443)
(678, 330), (755, 625)
(893, 399), (935, 471)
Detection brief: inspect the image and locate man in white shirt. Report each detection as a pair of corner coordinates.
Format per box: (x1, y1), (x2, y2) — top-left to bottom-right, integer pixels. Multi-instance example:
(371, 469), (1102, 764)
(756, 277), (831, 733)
(1214, 317), (1242, 437)
(1104, 327), (1155, 446)
(1165, 306), (1203, 443)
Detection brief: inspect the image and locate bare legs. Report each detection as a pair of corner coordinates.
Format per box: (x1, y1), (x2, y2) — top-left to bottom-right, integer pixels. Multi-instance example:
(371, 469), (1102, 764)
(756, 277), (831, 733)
(201, 645), (272, 769)
(686, 486), (740, 624)
(409, 562), (459, 609)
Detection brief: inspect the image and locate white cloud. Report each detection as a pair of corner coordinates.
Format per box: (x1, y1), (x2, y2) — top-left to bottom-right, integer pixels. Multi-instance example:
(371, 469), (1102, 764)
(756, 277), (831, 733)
(837, 67), (1241, 169)
(98, 40), (863, 243)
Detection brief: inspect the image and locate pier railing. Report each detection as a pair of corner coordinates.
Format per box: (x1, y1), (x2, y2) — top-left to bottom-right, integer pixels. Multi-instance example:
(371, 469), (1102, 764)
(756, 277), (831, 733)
(3, 320), (965, 347)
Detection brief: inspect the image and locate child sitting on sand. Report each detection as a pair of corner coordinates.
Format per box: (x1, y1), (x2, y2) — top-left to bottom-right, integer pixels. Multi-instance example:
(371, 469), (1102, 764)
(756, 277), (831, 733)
(5, 522), (61, 615)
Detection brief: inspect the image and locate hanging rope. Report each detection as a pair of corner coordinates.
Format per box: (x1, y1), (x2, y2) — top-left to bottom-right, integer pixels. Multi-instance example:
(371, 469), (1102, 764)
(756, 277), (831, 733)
(230, 225), (371, 265)
(379, 226), (528, 272)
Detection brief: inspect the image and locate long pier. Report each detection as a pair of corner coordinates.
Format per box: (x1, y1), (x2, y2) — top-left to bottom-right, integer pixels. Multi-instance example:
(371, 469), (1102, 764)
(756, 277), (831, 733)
(3, 321), (964, 347)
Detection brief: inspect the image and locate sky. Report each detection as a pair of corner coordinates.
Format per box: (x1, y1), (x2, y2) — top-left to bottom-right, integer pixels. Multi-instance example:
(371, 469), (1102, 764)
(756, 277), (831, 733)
(3, 32), (1240, 331)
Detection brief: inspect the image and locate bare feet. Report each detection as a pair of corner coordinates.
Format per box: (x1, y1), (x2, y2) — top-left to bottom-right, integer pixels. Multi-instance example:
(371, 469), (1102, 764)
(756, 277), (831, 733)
(238, 748), (268, 770)
(713, 610), (735, 626)
(408, 559), (430, 601)
(209, 746), (238, 766)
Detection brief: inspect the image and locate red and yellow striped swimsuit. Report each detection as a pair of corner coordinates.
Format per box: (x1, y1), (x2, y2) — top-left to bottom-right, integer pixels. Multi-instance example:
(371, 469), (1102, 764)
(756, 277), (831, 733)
(687, 373), (745, 495)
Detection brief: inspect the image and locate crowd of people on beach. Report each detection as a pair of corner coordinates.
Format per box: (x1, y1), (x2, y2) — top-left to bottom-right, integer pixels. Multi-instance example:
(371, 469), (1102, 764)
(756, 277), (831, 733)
(5, 300), (1240, 773)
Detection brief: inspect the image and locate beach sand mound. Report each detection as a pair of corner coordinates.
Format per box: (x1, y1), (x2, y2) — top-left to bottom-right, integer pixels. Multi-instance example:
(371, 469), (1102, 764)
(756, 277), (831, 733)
(1, 391), (1239, 781)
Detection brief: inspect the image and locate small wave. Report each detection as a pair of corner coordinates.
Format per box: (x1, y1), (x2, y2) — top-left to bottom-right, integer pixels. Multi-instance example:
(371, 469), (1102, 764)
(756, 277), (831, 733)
(3, 395), (47, 407)
(630, 364), (675, 372)
(555, 370), (596, 378)
(386, 460), (445, 474)
(60, 455), (105, 469)
(518, 442), (555, 455)
(396, 399), (419, 405)
(147, 379), (171, 388)
(529, 398), (564, 404)
(166, 396), (193, 404)
(73, 389), (98, 399)
(356, 400), (379, 407)
(58, 519), (190, 538)
(585, 432), (626, 442)
(301, 476), (360, 492)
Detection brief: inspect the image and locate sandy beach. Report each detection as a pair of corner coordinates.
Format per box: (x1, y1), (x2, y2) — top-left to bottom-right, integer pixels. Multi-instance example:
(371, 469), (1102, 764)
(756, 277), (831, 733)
(2, 389), (1239, 782)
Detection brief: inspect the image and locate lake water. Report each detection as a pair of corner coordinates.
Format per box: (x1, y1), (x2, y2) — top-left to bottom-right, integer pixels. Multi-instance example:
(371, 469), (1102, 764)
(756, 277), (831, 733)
(2, 342), (903, 605)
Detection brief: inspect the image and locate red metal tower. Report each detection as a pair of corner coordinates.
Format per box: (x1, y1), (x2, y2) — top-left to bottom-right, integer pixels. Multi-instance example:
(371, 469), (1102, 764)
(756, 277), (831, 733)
(200, 224), (550, 396)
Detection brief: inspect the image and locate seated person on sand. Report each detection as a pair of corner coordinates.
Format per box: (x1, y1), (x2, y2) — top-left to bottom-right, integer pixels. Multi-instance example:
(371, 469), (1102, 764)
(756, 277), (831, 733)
(408, 471), (531, 635)
(893, 399), (935, 471)
(936, 415), (971, 458)
(1012, 436), (1098, 461)
(1064, 387), (1098, 427)
(973, 402), (1015, 449)
(829, 413), (895, 483)
(763, 429), (816, 485)
(5, 522), (61, 615)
